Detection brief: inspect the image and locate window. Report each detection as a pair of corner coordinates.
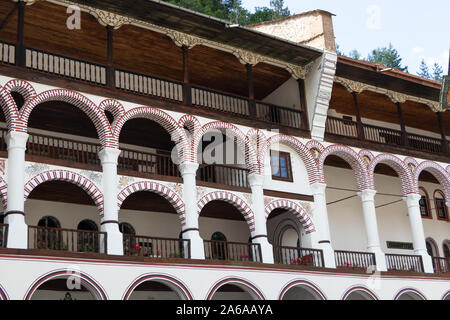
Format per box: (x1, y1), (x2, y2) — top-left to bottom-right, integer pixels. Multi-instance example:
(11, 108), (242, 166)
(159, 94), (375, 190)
(38, 216), (61, 228)
(426, 238), (438, 257)
(418, 187), (431, 218)
(434, 190), (449, 220)
(444, 242), (450, 258)
(119, 222), (135, 235)
(270, 151), (293, 182)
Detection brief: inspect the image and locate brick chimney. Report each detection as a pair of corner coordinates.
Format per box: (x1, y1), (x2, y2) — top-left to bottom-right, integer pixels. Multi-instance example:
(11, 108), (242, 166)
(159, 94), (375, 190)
(248, 10), (336, 52)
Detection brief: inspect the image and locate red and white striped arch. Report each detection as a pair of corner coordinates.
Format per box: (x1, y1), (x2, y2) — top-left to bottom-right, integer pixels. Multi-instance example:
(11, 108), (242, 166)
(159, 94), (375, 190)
(16, 89), (114, 149)
(261, 134), (320, 183)
(318, 144), (370, 191)
(0, 86), (20, 130)
(24, 170), (104, 214)
(197, 191), (255, 233)
(3, 79), (36, 103)
(99, 99), (126, 128)
(192, 121), (258, 173)
(117, 181), (186, 225)
(0, 176), (7, 211)
(265, 199), (315, 234)
(413, 161), (450, 199)
(368, 154), (414, 195)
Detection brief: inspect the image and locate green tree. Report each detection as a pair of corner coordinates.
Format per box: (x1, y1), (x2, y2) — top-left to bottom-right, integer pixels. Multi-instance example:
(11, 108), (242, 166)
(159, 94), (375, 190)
(269, 0), (290, 20)
(432, 63), (444, 81)
(367, 43), (408, 72)
(417, 59), (431, 79)
(348, 49), (362, 60)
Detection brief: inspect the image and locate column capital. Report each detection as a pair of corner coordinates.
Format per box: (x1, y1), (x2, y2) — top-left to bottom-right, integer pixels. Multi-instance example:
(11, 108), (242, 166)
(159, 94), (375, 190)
(248, 173), (264, 188)
(98, 147), (121, 165)
(6, 131), (28, 150)
(357, 189), (377, 201)
(310, 182), (327, 194)
(179, 162), (199, 176)
(404, 193), (421, 205)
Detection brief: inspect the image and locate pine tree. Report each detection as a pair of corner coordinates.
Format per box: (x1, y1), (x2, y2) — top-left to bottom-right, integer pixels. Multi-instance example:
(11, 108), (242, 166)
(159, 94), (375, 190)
(432, 63), (444, 81)
(417, 59), (431, 79)
(367, 43), (408, 72)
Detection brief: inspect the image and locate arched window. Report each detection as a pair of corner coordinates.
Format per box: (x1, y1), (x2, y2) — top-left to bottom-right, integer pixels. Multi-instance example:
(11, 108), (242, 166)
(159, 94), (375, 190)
(210, 232), (227, 260)
(77, 220), (99, 253)
(418, 187), (431, 218)
(434, 190), (449, 220)
(425, 238), (438, 257)
(444, 241), (450, 258)
(77, 220), (98, 231)
(119, 222), (135, 235)
(38, 216), (61, 228)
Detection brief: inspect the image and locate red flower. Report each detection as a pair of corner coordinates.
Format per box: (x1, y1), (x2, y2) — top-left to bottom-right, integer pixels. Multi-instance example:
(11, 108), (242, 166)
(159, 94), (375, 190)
(157, 250), (162, 255)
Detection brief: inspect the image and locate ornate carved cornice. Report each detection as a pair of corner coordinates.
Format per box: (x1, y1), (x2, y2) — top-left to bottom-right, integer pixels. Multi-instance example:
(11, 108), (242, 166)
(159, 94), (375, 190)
(13, 0), (37, 5)
(335, 76), (442, 112)
(89, 8), (133, 29)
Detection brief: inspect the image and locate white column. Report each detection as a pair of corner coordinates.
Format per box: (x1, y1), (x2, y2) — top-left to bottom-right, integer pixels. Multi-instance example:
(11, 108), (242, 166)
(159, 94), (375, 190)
(248, 173), (274, 264)
(5, 131), (29, 249)
(404, 193), (434, 273)
(98, 148), (123, 255)
(310, 183), (336, 268)
(179, 162), (204, 259)
(357, 189), (387, 271)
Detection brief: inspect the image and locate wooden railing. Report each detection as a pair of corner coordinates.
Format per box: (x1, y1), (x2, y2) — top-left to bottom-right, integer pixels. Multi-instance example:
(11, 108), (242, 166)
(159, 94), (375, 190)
(115, 69), (183, 103)
(198, 164), (249, 188)
(0, 224), (8, 248)
(385, 253), (424, 273)
(203, 240), (262, 263)
(326, 116), (447, 155)
(191, 85), (250, 116)
(123, 234), (190, 259)
(28, 225), (106, 254)
(26, 132), (101, 166)
(0, 41), (15, 65)
(119, 148), (180, 178)
(25, 47), (106, 86)
(256, 102), (303, 128)
(432, 257), (450, 274)
(335, 250), (376, 269)
(272, 245), (324, 268)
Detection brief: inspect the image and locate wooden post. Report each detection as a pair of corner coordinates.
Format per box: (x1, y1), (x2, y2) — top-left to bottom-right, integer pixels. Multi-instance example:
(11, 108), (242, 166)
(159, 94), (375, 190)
(247, 64), (256, 118)
(352, 92), (365, 140)
(106, 26), (115, 88)
(437, 112), (449, 154)
(16, 1), (25, 67)
(182, 45), (192, 105)
(298, 79), (309, 131)
(396, 102), (408, 146)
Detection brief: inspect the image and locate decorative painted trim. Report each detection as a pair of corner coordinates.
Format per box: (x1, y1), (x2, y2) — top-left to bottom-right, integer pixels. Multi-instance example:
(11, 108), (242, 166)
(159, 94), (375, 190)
(278, 279), (326, 300)
(341, 285), (379, 300)
(393, 288), (427, 300)
(118, 181), (186, 225)
(413, 161), (450, 200)
(122, 273), (193, 300)
(24, 269), (108, 300)
(205, 277), (265, 300)
(265, 199), (315, 234)
(0, 283), (8, 300)
(24, 170), (104, 214)
(335, 76), (442, 112)
(197, 191), (255, 232)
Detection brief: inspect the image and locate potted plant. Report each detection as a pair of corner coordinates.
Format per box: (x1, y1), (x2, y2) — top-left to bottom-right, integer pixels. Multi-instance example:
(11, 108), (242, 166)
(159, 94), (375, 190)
(129, 243), (142, 256)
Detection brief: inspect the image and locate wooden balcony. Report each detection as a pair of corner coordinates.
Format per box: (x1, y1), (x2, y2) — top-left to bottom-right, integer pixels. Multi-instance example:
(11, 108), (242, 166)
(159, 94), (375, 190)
(198, 164), (249, 189)
(28, 225), (107, 254)
(122, 234), (190, 259)
(325, 116), (449, 161)
(334, 250), (376, 270)
(0, 40), (307, 134)
(432, 257), (450, 274)
(272, 245), (324, 268)
(203, 240), (262, 263)
(385, 253), (424, 273)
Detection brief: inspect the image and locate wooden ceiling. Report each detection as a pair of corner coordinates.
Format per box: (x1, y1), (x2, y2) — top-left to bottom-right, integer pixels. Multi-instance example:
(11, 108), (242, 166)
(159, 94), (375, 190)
(329, 83), (447, 135)
(0, 1), (292, 100)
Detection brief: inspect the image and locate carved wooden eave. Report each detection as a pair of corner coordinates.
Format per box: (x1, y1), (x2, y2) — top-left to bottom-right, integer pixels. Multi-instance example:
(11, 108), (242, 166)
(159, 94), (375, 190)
(13, 0), (37, 5)
(51, 0), (312, 79)
(335, 76), (442, 112)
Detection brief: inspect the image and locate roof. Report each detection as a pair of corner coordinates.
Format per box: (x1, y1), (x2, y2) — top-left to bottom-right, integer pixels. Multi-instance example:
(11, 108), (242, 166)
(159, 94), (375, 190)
(67, 0), (324, 66)
(247, 9), (335, 28)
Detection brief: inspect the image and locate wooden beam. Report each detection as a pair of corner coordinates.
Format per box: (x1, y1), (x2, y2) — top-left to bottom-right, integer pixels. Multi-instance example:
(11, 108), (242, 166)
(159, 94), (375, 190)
(106, 26), (114, 88)
(352, 92), (365, 140)
(0, 5), (17, 32)
(16, 1), (25, 67)
(298, 79), (309, 131)
(396, 102), (408, 147)
(247, 63), (256, 118)
(437, 112), (449, 155)
(182, 45), (191, 105)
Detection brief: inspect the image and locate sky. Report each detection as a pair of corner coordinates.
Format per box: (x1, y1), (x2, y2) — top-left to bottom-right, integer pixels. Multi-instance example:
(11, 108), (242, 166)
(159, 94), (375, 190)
(242, 0), (450, 75)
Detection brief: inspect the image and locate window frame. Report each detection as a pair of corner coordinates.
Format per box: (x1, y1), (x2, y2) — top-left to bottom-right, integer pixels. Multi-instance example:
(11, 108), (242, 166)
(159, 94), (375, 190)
(270, 150), (293, 182)
(433, 190), (449, 221)
(418, 187), (432, 219)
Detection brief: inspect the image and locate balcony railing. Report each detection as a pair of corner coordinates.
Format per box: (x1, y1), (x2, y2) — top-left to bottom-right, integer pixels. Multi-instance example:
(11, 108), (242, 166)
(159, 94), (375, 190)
(123, 234), (190, 259)
(335, 250), (376, 269)
(385, 253), (424, 273)
(0, 41), (305, 130)
(203, 240), (262, 263)
(432, 257), (450, 274)
(0, 224), (8, 248)
(118, 148), (180, 178)
(325, 116), (446, 156)
(272, 245), (324, 268)
(198, 164), (249, 188)
(28, 225), (106, 254)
